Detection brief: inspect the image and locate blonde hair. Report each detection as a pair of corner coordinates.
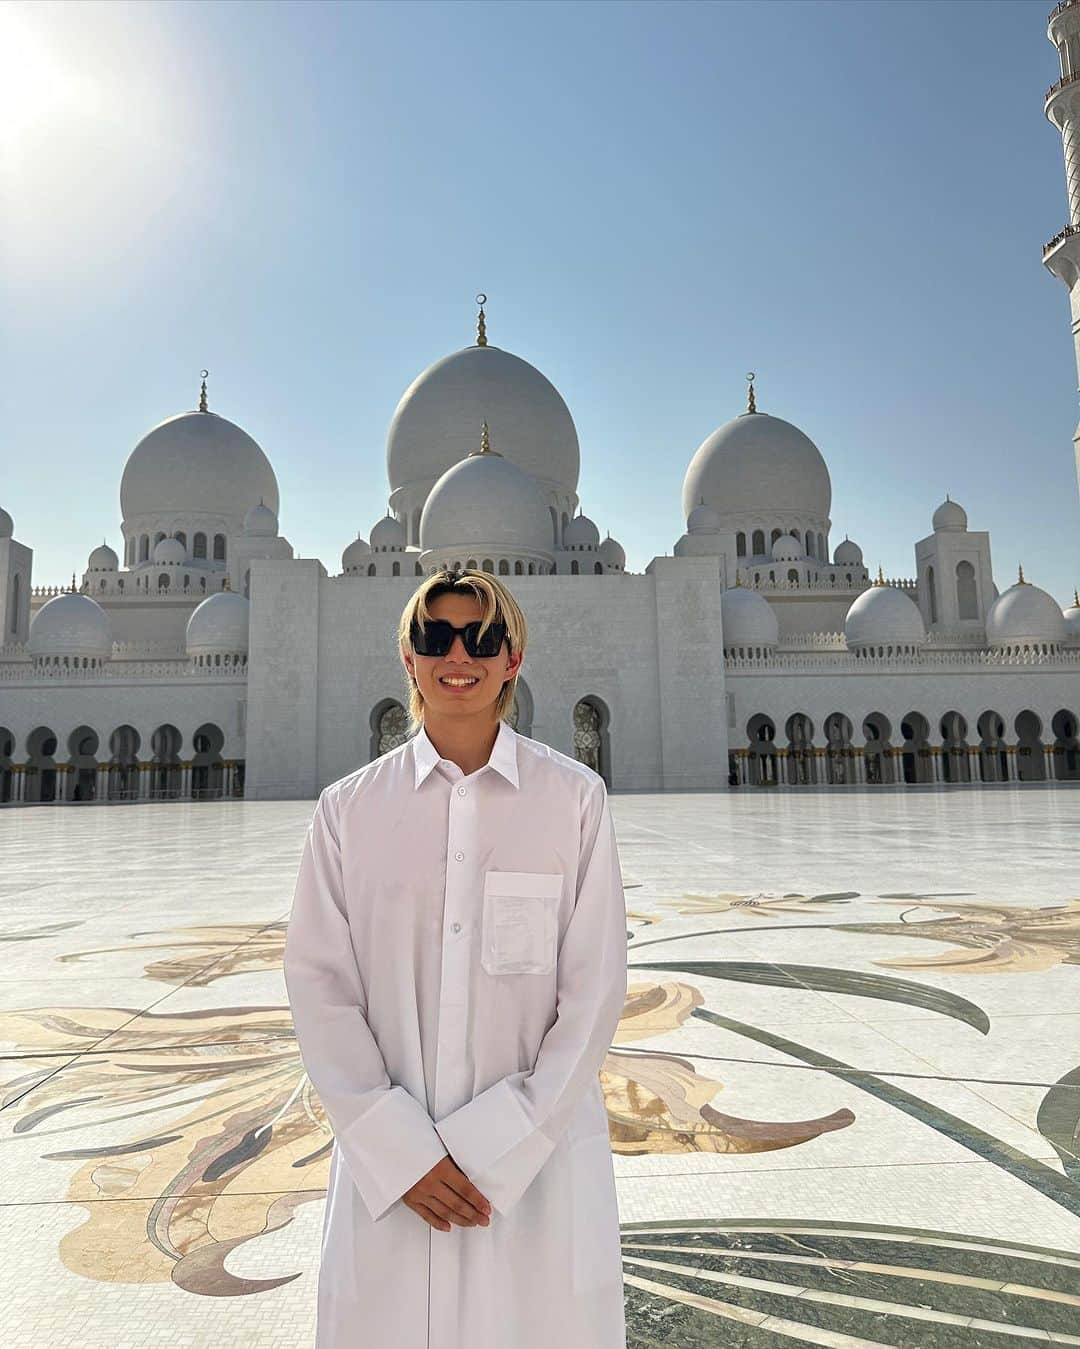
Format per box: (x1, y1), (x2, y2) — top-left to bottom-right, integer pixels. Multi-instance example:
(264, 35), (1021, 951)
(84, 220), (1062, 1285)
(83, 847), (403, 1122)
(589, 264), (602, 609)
(398, 568), (528, 731)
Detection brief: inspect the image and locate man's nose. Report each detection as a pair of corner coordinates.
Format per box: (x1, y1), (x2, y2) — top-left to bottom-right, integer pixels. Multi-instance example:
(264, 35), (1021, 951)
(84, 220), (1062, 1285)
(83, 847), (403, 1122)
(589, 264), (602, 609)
(448, 633), (472, 660)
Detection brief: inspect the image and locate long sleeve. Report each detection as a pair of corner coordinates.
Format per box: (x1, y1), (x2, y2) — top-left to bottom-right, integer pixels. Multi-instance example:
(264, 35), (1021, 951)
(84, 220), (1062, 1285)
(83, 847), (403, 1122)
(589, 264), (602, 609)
(283, 787), (448, 1222)
(433, 777), (627, 1216)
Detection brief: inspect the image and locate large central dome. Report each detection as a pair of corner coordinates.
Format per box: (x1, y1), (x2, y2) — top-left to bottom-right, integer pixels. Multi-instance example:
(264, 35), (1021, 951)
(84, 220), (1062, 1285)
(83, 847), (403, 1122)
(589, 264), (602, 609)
(682, 410), (831, 523)
(121, 410), (279, 522)
(387, 345), (580, 497)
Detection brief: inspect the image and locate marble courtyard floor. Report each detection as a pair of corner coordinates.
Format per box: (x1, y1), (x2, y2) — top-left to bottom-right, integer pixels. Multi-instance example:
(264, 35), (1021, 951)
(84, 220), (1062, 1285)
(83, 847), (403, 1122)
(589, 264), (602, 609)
(1, 788), (1079, 1348)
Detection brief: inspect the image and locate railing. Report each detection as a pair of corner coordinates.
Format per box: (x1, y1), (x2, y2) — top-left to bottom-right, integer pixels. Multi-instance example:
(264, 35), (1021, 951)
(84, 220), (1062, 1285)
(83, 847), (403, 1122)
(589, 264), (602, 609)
(1044, 223), (1080, 254)
(1046, 69), (1080, 102)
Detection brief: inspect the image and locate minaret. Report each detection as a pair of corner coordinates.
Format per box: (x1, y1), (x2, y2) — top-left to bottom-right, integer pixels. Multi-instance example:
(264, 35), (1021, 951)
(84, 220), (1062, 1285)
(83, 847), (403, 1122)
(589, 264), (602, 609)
(1043, 1), (1080, 499)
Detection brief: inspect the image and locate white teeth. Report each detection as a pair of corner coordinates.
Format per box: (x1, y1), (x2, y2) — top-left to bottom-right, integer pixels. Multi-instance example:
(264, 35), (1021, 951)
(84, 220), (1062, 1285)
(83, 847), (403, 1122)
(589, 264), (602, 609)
(440, 677), (478, 686)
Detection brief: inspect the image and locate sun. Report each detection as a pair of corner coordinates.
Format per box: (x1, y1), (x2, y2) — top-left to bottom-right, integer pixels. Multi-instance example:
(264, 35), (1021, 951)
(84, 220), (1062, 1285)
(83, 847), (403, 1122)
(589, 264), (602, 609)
(0, 8), (70, 147)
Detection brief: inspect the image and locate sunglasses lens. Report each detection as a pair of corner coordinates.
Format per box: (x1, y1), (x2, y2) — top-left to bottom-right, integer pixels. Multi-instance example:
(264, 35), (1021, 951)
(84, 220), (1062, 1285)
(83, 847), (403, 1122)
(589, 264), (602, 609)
(470, 622), (507, 657)
(411, 619), (507, 657)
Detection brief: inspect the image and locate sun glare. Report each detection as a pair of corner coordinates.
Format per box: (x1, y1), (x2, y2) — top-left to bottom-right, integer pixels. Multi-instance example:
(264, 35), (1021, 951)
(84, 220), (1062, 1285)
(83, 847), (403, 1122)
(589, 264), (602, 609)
(0, 9), (71, 146)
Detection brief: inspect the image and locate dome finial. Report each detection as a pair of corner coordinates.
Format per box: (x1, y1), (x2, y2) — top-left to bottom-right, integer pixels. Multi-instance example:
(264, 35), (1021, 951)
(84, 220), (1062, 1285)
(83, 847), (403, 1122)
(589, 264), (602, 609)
(70, 572), (77, 593)
(1018, 562), (1026, 585)
(1074, 587), (1079, 608)
(476, 293), (488, 347)
(874, 563), (885, 587)
(746, 371), (757, 414)
(222, 573), (231, 591)
(199, 369), (209, 413)
(480, 418), (491, 453)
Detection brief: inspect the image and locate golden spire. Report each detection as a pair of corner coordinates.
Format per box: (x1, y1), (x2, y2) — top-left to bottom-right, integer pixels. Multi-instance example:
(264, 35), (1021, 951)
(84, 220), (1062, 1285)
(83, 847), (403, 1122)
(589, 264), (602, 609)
(873, 564), (885, 586)
(1074, 587), (1079, 607)
(1018, 563), (1026, 584)
(199, 369), (209, 413)
(468, 418), (503, 458)
(746, 371), (757, 414)
(222, 573), (231, 591)
(70, 572), (77, 593)
(476, 293), (488, 347)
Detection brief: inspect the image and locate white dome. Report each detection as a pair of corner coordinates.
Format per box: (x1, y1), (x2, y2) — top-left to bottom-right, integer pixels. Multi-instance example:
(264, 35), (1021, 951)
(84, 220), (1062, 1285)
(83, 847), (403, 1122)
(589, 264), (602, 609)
(0, 507), (12, 539)
(563, 512), (599, 548)
(686, 501), (721, 534)
(387, 345), (579, 497)
(243, 500), (278, 537)
(186, 591), (250, 657)
(833, 537), (863, 565)
(986, 578), (1065, 649)
(28, 593), (112, 660)
(598, 534), (625, 569)
(682, 410), (831, 522)
(845, 584), (926, 650)
(771, 533), (803, 562)
(420, 451), (553, 554)
(88, 542), (118, 571)
(342, 534), (371, 572)
(721, 586), (779, 649)
(932, 497), (967, 532)
(153, 537), (186, 565)
(121, 410), (279, 522)
(370, 514), (406, 550)
(1063, 595), (1080, 645)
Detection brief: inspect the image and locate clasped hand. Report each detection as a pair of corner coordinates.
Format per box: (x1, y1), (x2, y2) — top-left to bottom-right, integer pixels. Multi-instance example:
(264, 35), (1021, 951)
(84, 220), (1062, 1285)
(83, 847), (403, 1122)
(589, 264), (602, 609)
(403, 1155), (492, 1232)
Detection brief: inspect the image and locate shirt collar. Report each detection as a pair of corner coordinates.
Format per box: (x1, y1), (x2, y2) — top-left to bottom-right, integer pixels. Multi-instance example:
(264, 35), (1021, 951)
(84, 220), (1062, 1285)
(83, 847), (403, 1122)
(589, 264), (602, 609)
(412, 719), (520, 791)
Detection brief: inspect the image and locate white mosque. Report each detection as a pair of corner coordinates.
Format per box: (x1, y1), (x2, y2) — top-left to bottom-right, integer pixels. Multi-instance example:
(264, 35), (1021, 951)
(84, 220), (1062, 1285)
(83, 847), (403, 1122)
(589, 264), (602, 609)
(4, 2), (1080, 804)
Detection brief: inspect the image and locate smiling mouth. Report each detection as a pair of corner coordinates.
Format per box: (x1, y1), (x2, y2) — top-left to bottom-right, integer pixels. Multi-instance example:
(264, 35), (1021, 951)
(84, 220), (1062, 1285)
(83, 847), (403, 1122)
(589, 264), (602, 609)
(439, 675), (479, 687)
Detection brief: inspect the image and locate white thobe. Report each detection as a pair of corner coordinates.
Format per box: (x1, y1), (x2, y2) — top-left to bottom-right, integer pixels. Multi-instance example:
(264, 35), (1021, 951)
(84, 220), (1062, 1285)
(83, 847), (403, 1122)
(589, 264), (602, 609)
(283, 719), (628, 1349)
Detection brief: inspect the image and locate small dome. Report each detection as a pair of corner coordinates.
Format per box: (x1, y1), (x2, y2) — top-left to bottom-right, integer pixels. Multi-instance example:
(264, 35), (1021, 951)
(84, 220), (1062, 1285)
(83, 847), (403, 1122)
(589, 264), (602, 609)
(845, 584), (926, 650)
(420, 451), (552, 554)
(721, 586), (779, 649)
(121, 410), (279, 523)
(153, 537), (186, 565)
(243, 500), (278, 537)
(833, 537), (863, 565)
(563, 512), (599, 548)
(87, 542), (119, 571)
(1063, 593), (1080, 645)
(370, 513), (407, 550)
(686, 501), (721, 534)
(28, 593), (112, 660)
(932, 497), (968, 532)
(682, 409), (831, 522)
(342, 533), (372, 572)
(0, 507), (13, 539)
(771, 533), (803, 562)
(598, 534), (626, 569)
(186, 591), (250, 657)
(986, 576), (1065, 650)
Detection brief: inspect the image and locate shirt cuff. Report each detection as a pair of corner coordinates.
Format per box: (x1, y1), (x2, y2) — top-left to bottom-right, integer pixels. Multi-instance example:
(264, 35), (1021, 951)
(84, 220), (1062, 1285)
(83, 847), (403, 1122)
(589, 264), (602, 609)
(434, 1077), (557, 1216)
(336, 1084), (449, 1222)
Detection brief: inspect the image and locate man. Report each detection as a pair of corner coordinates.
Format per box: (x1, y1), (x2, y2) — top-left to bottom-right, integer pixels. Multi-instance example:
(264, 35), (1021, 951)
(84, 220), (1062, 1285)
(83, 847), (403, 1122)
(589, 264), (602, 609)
(283, 566), (629, 1349)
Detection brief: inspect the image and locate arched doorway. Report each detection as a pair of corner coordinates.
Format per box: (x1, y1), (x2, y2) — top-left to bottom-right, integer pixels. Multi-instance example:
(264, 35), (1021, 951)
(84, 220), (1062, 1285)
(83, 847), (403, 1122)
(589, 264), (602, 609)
(862, 712), (894, 784)
(108, 725), (141, 801)
(823, 712), (854, 784)
(746, 714), (778, 786)
(785, 713), (816, 785)
(572, 697), (611, 787)
(899, 712), (932, 784)
(67, 725), (100, 801)
(150, 724), (183, 799)
(372, 701), (410, 759)
(0, 727), (13, 803)
(1014, 710), (1046, 782)
(25, 727), (59, 804)
(1051, 709), (1080, 781)
(192, 723), (225, 799)
(939, 711), (971, 783)
(977, 711), (1008, 783)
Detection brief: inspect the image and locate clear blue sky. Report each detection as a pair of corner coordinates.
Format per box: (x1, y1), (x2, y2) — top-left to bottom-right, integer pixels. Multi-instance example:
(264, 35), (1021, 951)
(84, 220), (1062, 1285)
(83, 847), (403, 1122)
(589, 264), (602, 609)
(3, 0), (1079, 604)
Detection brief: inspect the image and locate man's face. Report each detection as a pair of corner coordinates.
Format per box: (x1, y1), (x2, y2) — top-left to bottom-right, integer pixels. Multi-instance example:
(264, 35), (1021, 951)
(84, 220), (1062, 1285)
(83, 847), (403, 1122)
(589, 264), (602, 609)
(402, 591), (523, 721)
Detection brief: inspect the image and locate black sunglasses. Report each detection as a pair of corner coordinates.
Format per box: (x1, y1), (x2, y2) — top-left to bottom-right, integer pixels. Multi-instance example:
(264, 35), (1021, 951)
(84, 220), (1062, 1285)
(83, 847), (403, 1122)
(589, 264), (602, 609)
(410, 618), (509, 658)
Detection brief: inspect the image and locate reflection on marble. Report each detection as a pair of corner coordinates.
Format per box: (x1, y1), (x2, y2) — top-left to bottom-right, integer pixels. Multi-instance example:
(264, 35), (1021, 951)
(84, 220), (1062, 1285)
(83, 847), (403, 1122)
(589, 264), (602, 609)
(0, 790), (1078, 1346)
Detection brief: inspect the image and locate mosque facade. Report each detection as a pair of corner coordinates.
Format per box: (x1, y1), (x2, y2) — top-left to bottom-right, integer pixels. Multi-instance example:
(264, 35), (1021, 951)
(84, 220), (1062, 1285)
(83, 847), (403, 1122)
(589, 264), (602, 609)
(5, 1), (1080, 804)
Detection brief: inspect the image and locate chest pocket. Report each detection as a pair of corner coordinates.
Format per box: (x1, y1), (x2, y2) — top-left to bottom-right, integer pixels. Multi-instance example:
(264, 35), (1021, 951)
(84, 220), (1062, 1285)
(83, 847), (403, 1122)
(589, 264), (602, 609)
(481, 870), (562, 975)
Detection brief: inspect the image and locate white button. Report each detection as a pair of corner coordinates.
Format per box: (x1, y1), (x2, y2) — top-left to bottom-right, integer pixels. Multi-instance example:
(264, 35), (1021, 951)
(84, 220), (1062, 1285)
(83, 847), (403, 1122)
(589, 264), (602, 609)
(457, 786), (466, 796)
(451, 922), (461, 934)
(454, 850), (464, 861)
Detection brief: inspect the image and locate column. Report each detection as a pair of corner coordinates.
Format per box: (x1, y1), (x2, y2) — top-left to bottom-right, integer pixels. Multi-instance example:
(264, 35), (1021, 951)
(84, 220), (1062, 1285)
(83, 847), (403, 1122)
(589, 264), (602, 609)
(181, 762), (192, 799)
(12, 765), (23, 804)
(139, 762), (152, 800)
(1004, 745), (1017, 783)
(224, 761), (235, 797)
(96, 765), (109, 801)
(1044, 744), (1057, 781)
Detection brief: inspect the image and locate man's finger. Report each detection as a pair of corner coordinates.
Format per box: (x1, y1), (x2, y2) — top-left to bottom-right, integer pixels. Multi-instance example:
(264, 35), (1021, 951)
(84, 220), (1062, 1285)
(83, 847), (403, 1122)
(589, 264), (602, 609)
(409, 1199), (450, 1232)
(445, 1169), (492, 1216)
(433, 1180), (487, 1224)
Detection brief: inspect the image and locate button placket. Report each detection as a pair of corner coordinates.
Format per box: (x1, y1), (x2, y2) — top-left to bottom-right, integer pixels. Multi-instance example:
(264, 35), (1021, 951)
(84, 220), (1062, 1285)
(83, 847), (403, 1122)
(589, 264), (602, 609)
(434, 775), (477, 1117)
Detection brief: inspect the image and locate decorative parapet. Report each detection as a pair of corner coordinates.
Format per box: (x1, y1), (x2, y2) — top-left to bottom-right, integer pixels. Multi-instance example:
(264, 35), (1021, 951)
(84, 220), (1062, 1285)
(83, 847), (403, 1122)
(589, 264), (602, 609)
(726, 647), (1080, 673)
(776, 631), (849, 650)
(0, 661), (246, 682)
(111, 641), (188, 660)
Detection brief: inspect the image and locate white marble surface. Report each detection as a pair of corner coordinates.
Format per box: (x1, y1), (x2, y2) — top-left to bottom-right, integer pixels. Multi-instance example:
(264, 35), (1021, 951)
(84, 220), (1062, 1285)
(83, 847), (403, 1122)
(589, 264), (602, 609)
(1, 789), (1078, 1346)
